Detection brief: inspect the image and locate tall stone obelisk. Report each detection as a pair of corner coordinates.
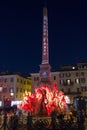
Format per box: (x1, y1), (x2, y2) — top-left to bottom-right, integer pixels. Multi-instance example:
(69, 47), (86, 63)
(39, 5), (51, 84)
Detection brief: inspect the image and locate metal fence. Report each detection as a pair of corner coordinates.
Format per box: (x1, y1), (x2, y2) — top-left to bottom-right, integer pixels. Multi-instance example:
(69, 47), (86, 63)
(0, 114), (81, 130)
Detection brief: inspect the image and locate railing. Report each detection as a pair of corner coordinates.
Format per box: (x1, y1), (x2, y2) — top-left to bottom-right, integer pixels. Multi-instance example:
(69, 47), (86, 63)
(0, 114), (81, 130)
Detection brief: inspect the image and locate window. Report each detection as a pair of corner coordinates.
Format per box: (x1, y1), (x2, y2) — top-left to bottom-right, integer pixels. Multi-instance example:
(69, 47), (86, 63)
(27, 81), (29, 85)
(76, 72), (79, 77)
(17, 79), (19, 82)
(24, 81), (26, 84)
(81, 72), (84, 76)
(81, 86), (86, 92)
(3, 88), (7, 93)
(66, 79), (71, 85)
(16, 88), (18, 92)
(37, 77), (39, 81)
(34, 77), (36, 81)
(10, 78), (14, 82)
(34, 77), (39, 81)
(68, 88), (70, 93)
(4, 79), (7, 83)
(59, 73), (64, 78)
(66, 73), (71, 77)
(54, 76), (56, 80)
(20, 88), (22, 92)
(77, 88), (80, 92)
(84, 66), (87, 69)
(60, 80), (64, 85)
(80, 78), (85, 83)
(9, 87), (14, 93)
(75, 78), (80, 84)
(20, 80), (22, 83)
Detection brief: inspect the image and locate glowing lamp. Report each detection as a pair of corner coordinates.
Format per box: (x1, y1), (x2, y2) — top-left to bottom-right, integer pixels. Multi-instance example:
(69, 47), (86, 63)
(10, 92), (14, 96)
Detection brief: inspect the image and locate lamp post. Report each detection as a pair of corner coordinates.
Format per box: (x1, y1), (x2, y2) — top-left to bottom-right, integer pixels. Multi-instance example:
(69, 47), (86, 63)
(10, 92), (14, 97)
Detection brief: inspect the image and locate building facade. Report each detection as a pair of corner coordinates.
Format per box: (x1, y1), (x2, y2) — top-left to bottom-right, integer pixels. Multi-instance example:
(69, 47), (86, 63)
(0, 72), (31, 107)
(31, 62), (87, 105)
(31, 71), (60, 94)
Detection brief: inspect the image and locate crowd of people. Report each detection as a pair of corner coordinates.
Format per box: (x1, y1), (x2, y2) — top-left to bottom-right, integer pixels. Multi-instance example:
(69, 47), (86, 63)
(0, 107), (86, 130)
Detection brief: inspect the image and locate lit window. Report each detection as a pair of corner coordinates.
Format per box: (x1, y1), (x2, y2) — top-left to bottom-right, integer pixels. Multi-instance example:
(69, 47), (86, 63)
(67, 79), (71, 85)
(10, 87), (14, 93)
(60, 80), (64, 85)
(76, 78), (80, 84)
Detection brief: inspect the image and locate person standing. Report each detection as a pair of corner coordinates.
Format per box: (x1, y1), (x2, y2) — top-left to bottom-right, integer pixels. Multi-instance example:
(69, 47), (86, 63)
(77, 110), (85, 130)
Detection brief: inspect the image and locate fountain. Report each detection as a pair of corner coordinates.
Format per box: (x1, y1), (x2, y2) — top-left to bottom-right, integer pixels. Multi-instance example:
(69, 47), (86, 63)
(17, 82), (66, 116)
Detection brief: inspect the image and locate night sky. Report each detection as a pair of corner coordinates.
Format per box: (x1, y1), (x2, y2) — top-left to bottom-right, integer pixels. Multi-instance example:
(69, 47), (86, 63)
(0, 0), (87, 75)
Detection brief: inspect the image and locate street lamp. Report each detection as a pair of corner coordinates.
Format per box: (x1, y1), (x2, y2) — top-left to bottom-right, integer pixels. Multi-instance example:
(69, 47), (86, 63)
(10, 92), (14, 96)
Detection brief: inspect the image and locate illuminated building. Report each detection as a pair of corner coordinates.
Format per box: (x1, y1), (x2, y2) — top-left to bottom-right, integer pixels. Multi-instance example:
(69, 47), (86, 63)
(0, 72), (31, 107)
(31, 62), (87, 108)
(59, 62), (87, 102)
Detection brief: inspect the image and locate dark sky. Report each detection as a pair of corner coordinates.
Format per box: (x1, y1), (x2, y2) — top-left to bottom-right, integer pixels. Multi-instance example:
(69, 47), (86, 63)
(0, 0), (87, 75)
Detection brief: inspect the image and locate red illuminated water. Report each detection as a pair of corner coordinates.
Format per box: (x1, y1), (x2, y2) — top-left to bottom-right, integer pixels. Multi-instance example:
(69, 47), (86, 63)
(17, 82), (66, 116)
